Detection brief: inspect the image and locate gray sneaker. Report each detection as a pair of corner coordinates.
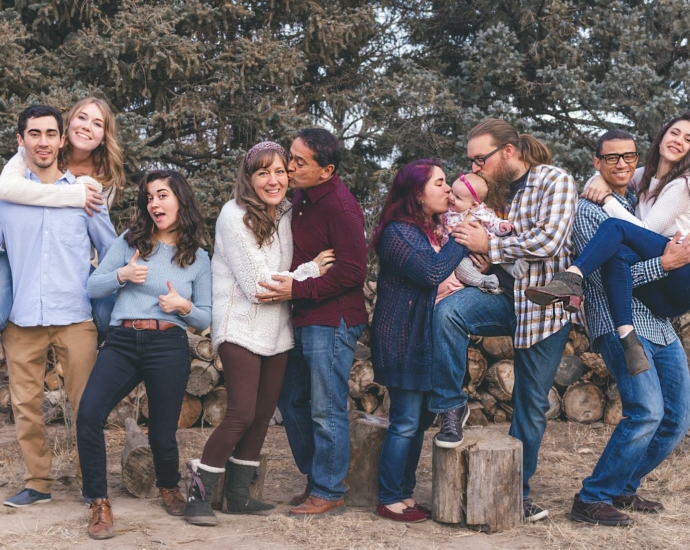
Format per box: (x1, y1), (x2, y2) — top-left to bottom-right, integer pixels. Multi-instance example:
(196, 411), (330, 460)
(433, 405), (470, 448)
(4, 488), (52, 508)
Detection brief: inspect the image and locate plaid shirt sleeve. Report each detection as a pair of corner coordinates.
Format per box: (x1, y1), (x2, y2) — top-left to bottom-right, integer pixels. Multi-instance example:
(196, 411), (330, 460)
(488, 169), (578, 263)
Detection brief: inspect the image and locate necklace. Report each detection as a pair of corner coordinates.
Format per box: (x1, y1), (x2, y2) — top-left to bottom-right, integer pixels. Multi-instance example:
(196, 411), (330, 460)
(157, 236), (176, 249)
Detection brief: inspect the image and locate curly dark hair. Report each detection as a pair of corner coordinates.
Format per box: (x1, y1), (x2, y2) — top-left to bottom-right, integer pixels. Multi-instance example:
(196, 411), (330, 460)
(125, 170), (205, 268)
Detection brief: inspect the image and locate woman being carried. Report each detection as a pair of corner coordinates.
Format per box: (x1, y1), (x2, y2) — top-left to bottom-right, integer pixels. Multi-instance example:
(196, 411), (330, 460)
(183, 142), (333, 526)
(77, 170), (212, 540)
(526, 113), (690, 375)
(0, 97), (125, 333)
(370, 159), (466, 523)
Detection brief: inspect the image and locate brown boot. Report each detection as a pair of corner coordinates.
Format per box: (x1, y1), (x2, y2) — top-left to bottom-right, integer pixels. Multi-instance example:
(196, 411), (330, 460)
(289, 482), (312, 506)
(88, 498), (114, 540)
(160, 487), (186, 516)
(289, 495), (346, 517)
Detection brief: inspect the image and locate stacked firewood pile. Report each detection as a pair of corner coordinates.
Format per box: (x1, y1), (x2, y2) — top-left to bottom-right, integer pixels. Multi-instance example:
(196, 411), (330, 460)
(1, 306), (689, 430)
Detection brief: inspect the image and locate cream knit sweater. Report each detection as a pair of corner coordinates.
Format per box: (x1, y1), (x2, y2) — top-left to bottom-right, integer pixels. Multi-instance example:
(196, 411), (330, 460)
(211, 199), (320, 356)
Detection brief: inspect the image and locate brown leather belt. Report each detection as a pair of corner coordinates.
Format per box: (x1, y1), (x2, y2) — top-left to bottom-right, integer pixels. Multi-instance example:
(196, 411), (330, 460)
(122, 319), (179, 331)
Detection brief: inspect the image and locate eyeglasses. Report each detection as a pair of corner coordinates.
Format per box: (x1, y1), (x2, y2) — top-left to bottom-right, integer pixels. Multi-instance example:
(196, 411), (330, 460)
(597, 152), (639, 165)
(468, 146), (503, 167)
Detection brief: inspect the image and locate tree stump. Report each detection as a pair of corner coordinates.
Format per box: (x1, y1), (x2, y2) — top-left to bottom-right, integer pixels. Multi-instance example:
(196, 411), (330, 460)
(553, 355), (585, 390)
(432, 428), (522, 532)
(43, 389), (71, 424)
(466, 348), (487, 393)
(480, 336), (514, 360)
(44, 369), (61, 391)
(546, 387), (561, 420)
(186, 359), (220, 397)
(359, 393), (379, 414)
(212, 355), (223, 372)
(354, 342), (371, 361)
(563, 382), (605, 423)
(484, 360), (514, 402)
(569, 330), (590, 355)
(203, 386), (228, 427)
(122, 418), (157, 498)
(477, 391), (498, 419)
(0, 383), (12, 413)
(178, 392), (202, 429)
(344, 411), (390, 506)
(107, 397), (137, 428)
(604, 384), (623, 426)
(210, 454), (268, 510)
(187, 332), (214, 361)
(467, 402), (489, 426)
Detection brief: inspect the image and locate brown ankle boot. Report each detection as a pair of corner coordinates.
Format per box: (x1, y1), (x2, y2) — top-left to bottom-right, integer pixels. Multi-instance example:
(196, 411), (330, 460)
(88, 498), (114, 540)
(160, 487), (186, 516)
(289, 482), (312, 506)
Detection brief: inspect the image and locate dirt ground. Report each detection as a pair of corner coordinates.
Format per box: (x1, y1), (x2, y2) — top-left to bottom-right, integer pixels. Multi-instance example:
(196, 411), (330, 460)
(0, 414), (688, 550)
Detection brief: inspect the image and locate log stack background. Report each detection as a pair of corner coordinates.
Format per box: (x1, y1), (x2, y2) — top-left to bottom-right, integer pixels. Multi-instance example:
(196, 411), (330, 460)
(1, 301), (690, 430)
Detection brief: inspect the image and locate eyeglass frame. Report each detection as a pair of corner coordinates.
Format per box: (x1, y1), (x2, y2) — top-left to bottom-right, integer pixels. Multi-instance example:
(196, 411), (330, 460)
(468, 145), (504, 167)
(596, 152), (639, 165)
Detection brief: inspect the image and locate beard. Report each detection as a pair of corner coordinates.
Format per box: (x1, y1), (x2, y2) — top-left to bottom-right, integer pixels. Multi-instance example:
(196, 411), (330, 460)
(480, 159), (521, 211)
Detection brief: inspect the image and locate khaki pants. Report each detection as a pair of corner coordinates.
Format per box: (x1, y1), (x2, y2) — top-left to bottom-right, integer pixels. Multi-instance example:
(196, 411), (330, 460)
(3, 321), (98, 493)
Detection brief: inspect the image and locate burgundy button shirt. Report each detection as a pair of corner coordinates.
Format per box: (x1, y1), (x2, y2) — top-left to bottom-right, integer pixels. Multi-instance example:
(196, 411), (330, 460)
(290, 173), (368, 328)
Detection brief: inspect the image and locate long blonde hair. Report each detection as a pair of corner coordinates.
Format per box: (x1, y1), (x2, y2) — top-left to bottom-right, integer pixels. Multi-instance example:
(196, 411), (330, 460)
(60, 97), (126, 204)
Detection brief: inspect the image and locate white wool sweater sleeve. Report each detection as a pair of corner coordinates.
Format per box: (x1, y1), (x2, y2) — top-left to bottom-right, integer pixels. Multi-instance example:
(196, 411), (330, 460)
(215, 204), (320, 304)
(0, 148), (98, 207)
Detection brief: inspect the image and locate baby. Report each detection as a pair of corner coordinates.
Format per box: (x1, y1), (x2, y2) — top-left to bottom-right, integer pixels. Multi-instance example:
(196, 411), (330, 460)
(443, 172), (530, 292)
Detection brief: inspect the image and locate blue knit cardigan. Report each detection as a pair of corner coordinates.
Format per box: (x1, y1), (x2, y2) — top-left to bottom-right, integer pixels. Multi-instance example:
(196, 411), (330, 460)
(371, 221), (466, 391)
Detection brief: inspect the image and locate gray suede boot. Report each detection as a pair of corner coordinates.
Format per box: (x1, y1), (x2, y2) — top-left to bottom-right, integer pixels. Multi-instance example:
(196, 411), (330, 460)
(221, 457), (275, 514)
(184, 460), (223, 526)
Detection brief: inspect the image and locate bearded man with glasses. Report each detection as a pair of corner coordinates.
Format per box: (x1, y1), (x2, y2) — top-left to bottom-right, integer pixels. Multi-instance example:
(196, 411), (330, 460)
(428, 117), (578, 522)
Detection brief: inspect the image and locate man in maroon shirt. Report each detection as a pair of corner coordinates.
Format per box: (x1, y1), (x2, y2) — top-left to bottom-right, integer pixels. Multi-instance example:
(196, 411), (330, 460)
(258, 128), (367, 516)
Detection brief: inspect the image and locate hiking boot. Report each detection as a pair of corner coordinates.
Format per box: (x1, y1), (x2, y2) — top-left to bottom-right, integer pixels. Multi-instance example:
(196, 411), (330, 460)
(433, 405), (470, 448)
(289, 481), (312, 506)
(523, 499), (549, 522)
(160, 486), (186, 516)
(222, 457), (275, 514)
(620, 330), (651, 376)
(569, 494), (632, 526)
(3, 488), (51, 508)
(612, 493), (664, 513)
(289, 495), (346, 517)
(184, 460), (223, 526)
(88, 498), (115, 540)
(525, 272), (584, 313)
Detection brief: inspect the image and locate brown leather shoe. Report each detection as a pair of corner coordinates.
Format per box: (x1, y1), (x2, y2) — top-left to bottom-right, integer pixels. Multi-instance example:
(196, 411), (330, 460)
(88, 498), (114, 540)
(569, 494), (632, 526)
(612, 493), (665, 513)
(289, 482), (312, 506)
(289, 495), (346, 516)
(160, 487), (186, 516)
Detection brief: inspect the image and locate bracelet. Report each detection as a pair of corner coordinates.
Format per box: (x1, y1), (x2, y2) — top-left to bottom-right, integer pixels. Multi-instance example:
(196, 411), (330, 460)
(180, 301), (193, 316)
(116, 270), (124, 285)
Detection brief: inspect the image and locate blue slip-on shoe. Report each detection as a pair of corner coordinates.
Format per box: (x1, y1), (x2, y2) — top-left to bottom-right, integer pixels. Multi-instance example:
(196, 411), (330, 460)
(3, 488), (52, 508)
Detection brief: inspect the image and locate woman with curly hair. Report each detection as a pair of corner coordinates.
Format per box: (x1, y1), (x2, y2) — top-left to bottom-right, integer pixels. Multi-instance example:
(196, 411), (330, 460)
(0, 96), (126, 333)
(77, 170), (212, 540)
(183, 141), (333, 527)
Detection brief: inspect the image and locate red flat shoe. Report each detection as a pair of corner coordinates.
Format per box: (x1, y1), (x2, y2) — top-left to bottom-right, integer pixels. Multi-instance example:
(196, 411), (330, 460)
(375, 504), (427, 523)
(411, 503), (432, 518)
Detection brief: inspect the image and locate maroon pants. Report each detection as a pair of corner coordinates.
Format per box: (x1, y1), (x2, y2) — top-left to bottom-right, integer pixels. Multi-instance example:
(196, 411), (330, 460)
(200, 342), (287, 467)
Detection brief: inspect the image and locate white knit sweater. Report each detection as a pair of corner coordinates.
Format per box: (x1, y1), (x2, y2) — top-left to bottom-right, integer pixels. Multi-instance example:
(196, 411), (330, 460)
(602, 167), (690, 238)
(211, 199), (320, 356)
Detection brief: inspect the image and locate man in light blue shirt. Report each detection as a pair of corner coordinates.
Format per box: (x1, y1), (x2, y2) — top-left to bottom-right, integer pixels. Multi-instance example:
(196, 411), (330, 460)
(0, 105), (117, 508)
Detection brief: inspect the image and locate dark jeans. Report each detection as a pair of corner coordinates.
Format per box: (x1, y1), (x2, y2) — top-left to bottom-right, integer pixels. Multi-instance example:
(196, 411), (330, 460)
(378, 388), (435, 504)
(573, 218), (690, 325)
(77, 326), (191, 499)
(0, 251), (10, 332)
(200, 342), (287, 467)
(580, 333), (690, 503)
(278, 318), (365, 501)
(429, 287), (570, 498)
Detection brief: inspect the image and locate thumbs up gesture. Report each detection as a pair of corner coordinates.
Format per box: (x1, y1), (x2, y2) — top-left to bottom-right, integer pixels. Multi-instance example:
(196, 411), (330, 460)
(159, 280), (193, 315)
(117, 250), (148, 284)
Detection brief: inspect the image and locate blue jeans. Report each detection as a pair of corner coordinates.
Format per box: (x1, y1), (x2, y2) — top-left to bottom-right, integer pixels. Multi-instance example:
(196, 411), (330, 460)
(378, 388), (435, 504)
(579, 333), (690, 503)
(278, 318), (365, 501)
(88, 264), (116, 340)
(574, 218), (690, 325)
(0, 251), (12, 332)
(77, 326), (191, 499)
(430, 287), (570, 498)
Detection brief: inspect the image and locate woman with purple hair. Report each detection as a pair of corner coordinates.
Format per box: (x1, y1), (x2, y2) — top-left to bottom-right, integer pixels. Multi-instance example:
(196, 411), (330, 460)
(370, 159), (466, 522)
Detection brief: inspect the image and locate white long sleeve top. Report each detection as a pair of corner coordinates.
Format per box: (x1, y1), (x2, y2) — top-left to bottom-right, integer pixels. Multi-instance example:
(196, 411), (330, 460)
(602, 167), (690, 238)
(211, 199), (320, 356)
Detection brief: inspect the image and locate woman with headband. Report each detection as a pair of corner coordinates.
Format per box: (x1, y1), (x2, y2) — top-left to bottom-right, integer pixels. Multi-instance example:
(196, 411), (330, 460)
(184, 141), (335, 526)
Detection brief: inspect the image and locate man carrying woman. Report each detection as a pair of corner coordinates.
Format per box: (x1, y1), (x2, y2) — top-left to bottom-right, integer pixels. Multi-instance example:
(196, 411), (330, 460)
(430, 118), (578, 521)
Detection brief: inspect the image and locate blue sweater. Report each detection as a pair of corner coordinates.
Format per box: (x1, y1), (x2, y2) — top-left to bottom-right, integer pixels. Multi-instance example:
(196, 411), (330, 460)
(87, 233), (212, 331)
(371, 221), (465, 391)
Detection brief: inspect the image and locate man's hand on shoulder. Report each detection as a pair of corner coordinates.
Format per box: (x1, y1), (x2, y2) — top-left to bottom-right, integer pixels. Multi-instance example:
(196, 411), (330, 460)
(660, 231), (690, 272)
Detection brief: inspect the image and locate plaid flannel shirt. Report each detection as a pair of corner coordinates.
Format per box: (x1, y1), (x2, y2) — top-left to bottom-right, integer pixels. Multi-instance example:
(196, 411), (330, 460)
(573, 194), (676, 347)
(488, 164), (578, 348)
